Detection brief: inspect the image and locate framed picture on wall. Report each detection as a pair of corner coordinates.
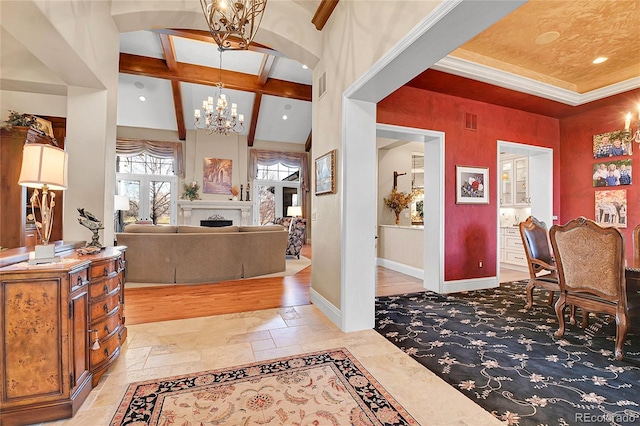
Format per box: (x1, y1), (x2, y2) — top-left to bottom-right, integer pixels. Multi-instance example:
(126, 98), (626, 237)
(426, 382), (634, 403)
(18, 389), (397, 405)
(593, 130), (631, 159)
(595, 189), (627, 228)
(203, 157), (232, 194)
(456, 165), (489, 204)
(592, 159), (632, 187)
(315, 150), (336, 195)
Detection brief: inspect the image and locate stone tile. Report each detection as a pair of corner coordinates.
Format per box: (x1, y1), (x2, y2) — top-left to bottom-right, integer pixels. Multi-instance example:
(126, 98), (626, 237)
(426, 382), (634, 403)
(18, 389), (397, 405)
(251, 338), (276, 352)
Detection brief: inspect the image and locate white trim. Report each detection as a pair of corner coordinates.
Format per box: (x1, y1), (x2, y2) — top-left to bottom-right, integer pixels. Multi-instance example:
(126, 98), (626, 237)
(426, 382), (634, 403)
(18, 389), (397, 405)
(442, 277), (498, 294)
(377, 258), (424, 280)
(310, 287), (341, 326)
(433, 56), (640, 106)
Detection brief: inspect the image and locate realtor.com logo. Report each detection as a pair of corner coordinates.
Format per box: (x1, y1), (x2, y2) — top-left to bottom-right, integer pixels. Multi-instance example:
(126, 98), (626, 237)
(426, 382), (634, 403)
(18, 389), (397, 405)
(575, 413), (639, 423)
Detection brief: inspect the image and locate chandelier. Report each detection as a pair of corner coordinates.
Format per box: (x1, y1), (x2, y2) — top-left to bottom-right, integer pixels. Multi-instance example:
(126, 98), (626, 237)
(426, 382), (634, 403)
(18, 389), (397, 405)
(194, 49), (245, 135)
(200, 0), (268, 51)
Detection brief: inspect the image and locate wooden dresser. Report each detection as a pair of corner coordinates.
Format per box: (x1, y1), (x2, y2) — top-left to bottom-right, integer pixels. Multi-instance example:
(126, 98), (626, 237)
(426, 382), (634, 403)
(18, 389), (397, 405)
(0, 244), (127, 426)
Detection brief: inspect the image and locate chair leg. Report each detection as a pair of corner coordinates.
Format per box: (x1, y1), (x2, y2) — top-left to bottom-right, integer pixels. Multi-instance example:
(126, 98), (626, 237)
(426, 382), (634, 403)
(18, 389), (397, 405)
(569, 305), (576, 325)
(614, 310), (629, 361)
(554, 294), (567, 338)
(525, 280), (535, 310)
(580, 310), (589, 329)
(546, 291), (554, 306)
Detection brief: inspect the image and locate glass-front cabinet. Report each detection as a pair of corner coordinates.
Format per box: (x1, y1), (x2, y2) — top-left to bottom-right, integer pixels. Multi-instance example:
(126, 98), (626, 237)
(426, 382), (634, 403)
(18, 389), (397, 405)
(500, 156), (529, 207)
(410, 153), (424, 225)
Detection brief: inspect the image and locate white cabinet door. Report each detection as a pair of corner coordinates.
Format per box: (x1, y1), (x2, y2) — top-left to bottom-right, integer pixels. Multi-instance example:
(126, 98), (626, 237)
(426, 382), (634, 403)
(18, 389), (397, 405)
(514, 157), (530, 206)
(500, 160), (513, 206)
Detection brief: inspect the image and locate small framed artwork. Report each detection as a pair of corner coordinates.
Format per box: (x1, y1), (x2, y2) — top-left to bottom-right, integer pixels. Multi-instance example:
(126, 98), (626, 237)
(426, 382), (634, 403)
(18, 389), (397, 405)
(593, 130), (631, 159)
(35, 117), (54, 138)
(592, 159), (632, 187)
(595, 189), (627, 228)
(315, 149), (336, 195)
(203, 157), (232, 194)
(456, 165), (489, 204)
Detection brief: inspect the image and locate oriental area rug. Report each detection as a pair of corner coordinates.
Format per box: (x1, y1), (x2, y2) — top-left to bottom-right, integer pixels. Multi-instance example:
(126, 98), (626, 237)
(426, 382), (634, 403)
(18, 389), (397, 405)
(375, 281), (640, 426)
(110, 348), (417, 426)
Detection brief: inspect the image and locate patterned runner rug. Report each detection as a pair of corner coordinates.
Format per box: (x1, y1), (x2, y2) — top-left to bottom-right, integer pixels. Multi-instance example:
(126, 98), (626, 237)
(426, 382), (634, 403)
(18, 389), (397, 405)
(375, 281), (640, 426)
(110, 348), (417, 425)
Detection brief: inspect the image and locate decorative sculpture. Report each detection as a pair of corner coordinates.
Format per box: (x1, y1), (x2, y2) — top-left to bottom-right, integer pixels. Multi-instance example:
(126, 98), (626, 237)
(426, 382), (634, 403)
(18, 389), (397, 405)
(246, 183), (250, 201)
(77, 207), (104, 249)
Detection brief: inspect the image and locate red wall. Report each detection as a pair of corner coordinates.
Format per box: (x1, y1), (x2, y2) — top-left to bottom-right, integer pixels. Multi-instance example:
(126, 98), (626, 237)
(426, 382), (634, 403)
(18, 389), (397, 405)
(559, 89), (640, 261)
(378, 87), (560, 281)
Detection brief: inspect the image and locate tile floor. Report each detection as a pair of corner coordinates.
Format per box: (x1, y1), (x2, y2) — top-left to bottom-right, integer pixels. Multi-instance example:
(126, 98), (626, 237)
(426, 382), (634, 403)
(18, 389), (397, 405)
(41, 305), (502, 426)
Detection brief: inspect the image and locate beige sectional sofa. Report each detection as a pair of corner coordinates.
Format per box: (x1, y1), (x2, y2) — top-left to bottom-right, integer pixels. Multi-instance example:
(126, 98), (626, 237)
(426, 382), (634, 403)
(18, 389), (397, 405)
(116, 224), (288, 284)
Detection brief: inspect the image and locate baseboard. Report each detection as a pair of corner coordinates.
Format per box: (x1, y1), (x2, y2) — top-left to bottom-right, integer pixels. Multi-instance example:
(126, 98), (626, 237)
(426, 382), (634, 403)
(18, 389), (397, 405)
(376, 258), (423, 279)
(442, 276), (498, 293)
(309, 287), (341, 328)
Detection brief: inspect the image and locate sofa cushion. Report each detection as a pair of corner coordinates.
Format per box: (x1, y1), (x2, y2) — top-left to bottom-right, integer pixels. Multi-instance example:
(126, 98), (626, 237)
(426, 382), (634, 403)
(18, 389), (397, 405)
(177, 225), (239, 233)
(124, 224), (178, 233)
(239, 225), (286, 232)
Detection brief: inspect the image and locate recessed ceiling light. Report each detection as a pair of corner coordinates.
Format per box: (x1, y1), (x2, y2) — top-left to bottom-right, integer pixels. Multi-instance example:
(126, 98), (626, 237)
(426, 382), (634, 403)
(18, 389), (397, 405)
(282, 115), (288, 120)
(302, 64), (308, 69)
(535, 31), (560, 45)
(592, 57), (608, 64)
(139, 95), (146, 102)
(284, 104), (292, 110)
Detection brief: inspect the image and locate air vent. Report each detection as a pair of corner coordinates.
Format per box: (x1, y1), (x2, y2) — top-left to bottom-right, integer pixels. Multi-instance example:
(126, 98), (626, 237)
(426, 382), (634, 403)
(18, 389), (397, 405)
(318, 72), (326, 98)
(464, 112), (478, 131)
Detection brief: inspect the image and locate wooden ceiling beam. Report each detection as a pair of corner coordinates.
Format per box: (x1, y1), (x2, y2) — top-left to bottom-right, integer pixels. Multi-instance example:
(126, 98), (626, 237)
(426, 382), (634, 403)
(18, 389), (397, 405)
(247, 93), (262, 147)
(159, 34), (186, 140)
(152, 28), (282, 57)
(304, 131), (312, 152)
(257, 54), (276, 86)
(312, 0), (339, 31)
(120, 53), (312, 101)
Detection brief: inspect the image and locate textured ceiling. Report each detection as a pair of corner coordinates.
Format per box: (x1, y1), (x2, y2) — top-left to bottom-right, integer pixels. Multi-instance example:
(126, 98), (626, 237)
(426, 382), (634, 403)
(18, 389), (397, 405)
(450, 0), (640, 94)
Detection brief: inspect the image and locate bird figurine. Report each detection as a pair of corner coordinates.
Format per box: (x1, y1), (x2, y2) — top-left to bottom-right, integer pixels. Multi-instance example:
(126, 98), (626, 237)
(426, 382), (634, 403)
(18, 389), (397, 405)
(77, 207), (104, 248)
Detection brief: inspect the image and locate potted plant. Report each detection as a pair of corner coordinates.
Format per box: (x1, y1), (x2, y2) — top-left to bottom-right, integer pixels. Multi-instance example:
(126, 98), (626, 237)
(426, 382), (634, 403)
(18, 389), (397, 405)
(384, 188), (414, 225)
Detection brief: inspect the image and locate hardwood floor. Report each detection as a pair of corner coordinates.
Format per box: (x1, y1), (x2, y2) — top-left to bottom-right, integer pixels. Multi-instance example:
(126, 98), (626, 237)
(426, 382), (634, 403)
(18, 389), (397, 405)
(125, 244), (425, 325)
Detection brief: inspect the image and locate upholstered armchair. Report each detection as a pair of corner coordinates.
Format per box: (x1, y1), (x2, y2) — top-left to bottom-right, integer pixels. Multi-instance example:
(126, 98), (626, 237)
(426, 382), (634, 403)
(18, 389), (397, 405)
(549, 216), (639, 360)
(273, 217), (307, 259)
(519, 216), (559, 310)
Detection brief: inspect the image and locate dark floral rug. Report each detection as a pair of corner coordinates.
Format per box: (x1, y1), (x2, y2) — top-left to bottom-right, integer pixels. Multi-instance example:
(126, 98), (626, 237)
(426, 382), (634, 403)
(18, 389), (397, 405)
(375, 281), (640, 426)
(110, 347), (418, 425)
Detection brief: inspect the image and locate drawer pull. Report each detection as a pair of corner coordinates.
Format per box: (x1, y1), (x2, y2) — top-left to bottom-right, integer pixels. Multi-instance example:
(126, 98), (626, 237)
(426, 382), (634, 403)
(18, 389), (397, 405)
(103, 303), (109, 313)
(104, 325), (110, 334)
(104, 284), (109, 294)
(104, 347), (110, 357)
(104, 266), (109, 276)
(89, 329), (100, 350)
(77, 275), (83, 286)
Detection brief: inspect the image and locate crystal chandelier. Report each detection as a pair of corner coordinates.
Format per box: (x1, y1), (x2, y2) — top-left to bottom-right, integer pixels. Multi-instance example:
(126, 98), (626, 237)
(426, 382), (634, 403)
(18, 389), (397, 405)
(200, 0), (268, 51)
(194, 49), (245, 135)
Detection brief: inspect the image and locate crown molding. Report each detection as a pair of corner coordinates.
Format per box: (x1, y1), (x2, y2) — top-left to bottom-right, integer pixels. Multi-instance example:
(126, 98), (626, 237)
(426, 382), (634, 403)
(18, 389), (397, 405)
(433, 56), (640, 107)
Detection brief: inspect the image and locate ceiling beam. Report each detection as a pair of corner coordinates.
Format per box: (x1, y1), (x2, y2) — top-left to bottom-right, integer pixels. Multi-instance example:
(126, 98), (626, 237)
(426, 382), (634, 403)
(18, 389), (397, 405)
(247, 93), (262, 147)
(120, 53), (312, 101)
(159, 34), (186, 140)
(152, 29), (282, 57)
(257, 54), (276, 86)
(304, 131), (312, 152)
(312, 0), (339, 31)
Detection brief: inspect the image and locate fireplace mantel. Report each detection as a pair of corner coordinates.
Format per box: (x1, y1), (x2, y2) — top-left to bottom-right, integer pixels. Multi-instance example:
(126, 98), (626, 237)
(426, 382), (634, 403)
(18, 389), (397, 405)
(178, 200), (253, 226)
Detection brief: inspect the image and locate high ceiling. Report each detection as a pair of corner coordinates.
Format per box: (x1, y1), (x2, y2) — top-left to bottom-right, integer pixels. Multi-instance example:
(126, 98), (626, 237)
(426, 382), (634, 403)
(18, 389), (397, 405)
(2, 1), (638, 145)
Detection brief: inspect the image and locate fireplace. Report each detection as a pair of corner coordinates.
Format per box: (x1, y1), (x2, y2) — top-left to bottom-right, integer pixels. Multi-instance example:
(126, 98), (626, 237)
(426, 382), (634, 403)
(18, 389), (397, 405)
(178, 200), (253, 226)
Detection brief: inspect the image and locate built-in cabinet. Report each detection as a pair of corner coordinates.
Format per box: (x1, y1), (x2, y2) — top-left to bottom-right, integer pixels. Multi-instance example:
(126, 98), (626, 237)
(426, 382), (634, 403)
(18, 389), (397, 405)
(500, 227), (527, 269)
(500, 156), (530, 207)
(0, 246), (127, 426)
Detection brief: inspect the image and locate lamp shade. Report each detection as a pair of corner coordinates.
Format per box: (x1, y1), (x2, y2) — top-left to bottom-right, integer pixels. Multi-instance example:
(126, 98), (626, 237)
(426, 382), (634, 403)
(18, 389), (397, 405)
(287, 206), (302, 217)
(18, 144), (68, 190)
(114, 195), (130, 211)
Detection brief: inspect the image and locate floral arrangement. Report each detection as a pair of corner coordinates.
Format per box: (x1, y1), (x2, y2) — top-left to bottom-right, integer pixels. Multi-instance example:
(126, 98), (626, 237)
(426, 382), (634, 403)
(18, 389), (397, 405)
(181, 181), (200, 201)
(384, 188), (414, 224)
(1, 110), (38, 131)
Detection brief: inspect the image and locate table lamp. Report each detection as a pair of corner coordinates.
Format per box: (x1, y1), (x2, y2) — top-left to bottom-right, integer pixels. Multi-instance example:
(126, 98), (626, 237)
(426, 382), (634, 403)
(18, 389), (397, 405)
(18, 143), (69, 264)
(114, 194), (130, 233)
(287, 205), (302, 217)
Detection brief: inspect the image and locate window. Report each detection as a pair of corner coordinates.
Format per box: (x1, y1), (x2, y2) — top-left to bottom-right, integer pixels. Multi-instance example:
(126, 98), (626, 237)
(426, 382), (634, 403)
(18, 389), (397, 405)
(116, 153), (177, 225)
(254, 162), (300, 224)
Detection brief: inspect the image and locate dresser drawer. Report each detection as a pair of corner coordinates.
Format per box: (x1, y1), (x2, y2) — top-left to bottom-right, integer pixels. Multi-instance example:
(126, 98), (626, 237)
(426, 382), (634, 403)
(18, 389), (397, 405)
(69, 267), (89, 291)
(503, 227), (520, 237)
(90, 327), (121, 367)
(90, 292), (120, 321)
(505, 236), (524, 250)
(92, 309), (122, 340)
(90, 258), (119, 280)
(89, 274), (122, 301)
(505, 251), (527, 265)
